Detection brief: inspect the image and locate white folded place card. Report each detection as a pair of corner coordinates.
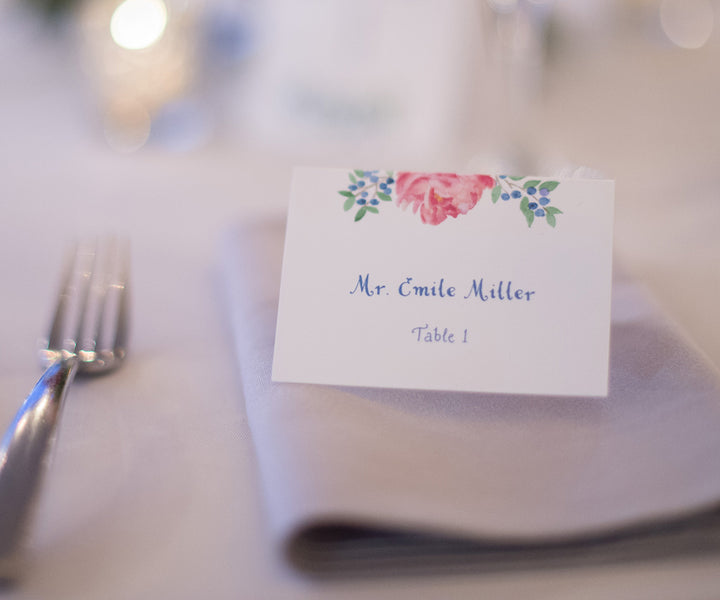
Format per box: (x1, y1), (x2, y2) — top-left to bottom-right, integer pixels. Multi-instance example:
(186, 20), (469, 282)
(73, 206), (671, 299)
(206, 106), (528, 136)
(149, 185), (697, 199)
(272, 167), (614, 396)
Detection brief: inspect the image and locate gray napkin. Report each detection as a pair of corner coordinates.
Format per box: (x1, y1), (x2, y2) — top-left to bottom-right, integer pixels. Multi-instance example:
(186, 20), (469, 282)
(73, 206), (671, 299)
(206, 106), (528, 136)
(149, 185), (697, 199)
(223, 218), (720, 575)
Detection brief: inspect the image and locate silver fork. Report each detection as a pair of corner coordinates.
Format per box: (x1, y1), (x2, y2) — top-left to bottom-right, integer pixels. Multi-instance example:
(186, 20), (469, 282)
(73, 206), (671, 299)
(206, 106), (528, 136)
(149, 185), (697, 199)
(0, 238), (129, 580)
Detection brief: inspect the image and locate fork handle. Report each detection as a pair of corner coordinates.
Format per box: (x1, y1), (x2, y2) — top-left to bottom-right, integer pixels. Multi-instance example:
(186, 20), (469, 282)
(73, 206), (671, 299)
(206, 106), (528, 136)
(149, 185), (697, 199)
(0, 357), (78, 581)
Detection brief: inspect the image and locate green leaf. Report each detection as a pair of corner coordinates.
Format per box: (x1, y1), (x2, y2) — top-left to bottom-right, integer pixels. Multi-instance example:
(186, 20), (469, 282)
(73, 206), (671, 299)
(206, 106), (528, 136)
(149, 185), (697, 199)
(354, 169), (365, 178)
(519, 197), (534, 227)
(539, 180), (559, 191)
(349, 173), (357, 184)
(376, 192), (392, 202)
(366, 206), (379, 214)
(523, 179), (541, 189)
(491, 185), (501, 204)
(544, 206), (563, 216)
(354, 206), (367, 222)
(339, 190), (355, 198)
(509, 175), (524, 181)
(545, 212), (556, 227)
(343, 196), (356, 211)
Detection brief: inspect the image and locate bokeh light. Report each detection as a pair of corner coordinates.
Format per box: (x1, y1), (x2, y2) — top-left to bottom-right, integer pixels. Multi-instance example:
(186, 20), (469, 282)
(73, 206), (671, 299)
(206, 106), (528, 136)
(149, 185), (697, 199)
(660, 0), (714, 50)
(110, 0), (169, 50)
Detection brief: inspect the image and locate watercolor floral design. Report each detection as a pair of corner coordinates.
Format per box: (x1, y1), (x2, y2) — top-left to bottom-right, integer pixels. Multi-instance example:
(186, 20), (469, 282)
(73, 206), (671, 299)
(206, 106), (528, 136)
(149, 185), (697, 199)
(338, 170), (395, 222)
(490, 175), (563, 227)
(395, 172), (495, 225)
(339, 170), (562, 227)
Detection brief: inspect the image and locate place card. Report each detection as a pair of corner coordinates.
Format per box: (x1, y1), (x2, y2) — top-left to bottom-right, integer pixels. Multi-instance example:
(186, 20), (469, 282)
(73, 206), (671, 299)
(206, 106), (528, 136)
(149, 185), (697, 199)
(272, 167), (614, 397)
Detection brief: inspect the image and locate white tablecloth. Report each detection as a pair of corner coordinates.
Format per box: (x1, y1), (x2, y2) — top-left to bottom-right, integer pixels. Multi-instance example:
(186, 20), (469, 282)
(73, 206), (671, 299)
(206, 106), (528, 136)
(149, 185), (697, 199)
(1, 4), (719, 599)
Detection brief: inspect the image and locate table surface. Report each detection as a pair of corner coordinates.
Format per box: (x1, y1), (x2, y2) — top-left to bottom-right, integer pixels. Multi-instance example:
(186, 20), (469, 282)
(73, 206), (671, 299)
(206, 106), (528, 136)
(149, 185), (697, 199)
(1, 4), (720, 599)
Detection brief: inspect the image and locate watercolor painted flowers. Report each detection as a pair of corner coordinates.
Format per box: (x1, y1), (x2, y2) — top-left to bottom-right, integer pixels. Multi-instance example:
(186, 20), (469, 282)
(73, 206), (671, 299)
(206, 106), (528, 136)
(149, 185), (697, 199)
(339, 170), (563, 228)
(491, 175), (563, 228)
(338, 170), (395, 222)
(395, 172), (495, 225)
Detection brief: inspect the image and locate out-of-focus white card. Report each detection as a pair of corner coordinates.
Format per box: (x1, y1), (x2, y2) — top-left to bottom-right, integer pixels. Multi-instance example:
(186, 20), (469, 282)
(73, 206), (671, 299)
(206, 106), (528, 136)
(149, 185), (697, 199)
(272, 167), (614, 397)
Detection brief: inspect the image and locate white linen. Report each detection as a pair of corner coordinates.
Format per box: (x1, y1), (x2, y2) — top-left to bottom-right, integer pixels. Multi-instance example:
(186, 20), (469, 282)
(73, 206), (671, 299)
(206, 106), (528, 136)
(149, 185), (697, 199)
(224, 218), (720, 575)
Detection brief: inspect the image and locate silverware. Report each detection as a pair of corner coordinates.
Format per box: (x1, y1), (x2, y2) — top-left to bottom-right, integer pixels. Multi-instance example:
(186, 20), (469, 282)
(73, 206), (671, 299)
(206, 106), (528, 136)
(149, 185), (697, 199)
(0, 238), (129, 580)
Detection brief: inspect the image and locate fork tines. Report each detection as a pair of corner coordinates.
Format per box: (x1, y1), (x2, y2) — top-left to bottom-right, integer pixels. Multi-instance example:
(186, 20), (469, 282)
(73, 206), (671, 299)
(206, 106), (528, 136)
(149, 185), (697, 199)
(41, 238), (129, 373)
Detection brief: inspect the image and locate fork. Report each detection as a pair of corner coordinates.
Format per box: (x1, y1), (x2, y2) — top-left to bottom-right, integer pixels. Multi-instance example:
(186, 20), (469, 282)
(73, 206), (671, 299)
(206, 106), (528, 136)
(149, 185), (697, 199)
(0, 238), (129, 580)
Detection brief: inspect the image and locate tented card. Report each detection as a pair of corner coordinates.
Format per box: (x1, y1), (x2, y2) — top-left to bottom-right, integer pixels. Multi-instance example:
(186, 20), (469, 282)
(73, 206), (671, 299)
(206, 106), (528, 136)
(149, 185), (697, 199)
(272, 167), (614, 397)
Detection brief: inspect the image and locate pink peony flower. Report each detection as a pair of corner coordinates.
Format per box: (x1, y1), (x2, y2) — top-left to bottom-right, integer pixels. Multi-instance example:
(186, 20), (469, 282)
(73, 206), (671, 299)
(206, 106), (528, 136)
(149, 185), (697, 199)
(395, 172), (495, 225)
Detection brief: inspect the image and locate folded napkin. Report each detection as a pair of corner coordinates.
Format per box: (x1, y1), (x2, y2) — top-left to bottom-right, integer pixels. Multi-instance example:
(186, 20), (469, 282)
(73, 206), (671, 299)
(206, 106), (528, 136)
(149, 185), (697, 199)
(223, 218), (720, 575)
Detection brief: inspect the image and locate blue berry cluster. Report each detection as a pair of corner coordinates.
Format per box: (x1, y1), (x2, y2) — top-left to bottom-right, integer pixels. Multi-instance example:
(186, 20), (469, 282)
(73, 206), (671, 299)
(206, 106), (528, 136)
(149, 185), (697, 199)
(339, 169), (395, 222)
(491, 175), (563, 228)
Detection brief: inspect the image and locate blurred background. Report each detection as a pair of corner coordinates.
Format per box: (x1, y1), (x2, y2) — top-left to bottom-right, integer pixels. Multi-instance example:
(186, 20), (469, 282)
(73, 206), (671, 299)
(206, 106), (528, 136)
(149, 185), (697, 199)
(1, 0), (719, 360)
(3, 0), (718, 162)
